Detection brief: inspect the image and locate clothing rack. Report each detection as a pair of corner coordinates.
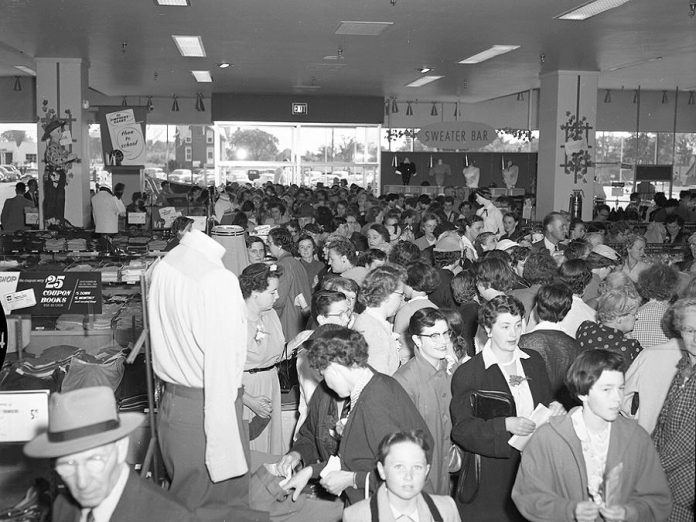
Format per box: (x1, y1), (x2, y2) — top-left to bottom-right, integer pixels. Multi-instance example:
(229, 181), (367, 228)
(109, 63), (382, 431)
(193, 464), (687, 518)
(125, 267), (160, 482)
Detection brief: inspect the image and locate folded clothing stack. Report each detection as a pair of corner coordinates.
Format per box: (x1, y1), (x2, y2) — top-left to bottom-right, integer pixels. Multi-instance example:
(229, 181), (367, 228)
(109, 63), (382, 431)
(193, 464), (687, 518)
(0, 478), (51, 522)
(147, 238), (168, 252)
(127, 236), (150, 254)
(66, 237), (88, 251)
(98, 264), (121, 283)
(13, 345), (85, 379)
(121, 259), (149, 284)
(44, 238), (67, 251)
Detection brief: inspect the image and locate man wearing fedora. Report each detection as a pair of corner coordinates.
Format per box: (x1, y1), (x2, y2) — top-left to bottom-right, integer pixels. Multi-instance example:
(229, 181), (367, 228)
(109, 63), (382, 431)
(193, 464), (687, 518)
(24, 386), (194, 522)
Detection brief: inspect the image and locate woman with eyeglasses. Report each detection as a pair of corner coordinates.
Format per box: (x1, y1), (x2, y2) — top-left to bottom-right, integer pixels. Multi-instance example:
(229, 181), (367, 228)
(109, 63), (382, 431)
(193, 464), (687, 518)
(450, 295), (561, 522)
(393, 308), (459, 495)
(352, 264), (407, 375)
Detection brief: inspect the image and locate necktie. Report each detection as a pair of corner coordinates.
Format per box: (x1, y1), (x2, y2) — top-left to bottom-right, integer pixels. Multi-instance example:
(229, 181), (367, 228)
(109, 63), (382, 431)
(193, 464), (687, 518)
(340, 398), (351, 419)
(86, 510), (95, 522)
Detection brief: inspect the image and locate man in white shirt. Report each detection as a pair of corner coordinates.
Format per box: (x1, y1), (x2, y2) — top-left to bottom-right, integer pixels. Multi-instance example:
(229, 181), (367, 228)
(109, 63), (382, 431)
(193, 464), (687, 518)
(148, 229), (266, 521)
(24, 387), (193, 522)
(92, 187), (123, 234)
(532, 212), (568, 256)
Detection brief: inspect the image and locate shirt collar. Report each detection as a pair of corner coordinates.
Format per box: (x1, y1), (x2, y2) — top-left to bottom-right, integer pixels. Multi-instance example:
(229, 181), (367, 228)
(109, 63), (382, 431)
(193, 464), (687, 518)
(84, 463), (129, 522)
(180, 229), (226, 264)
(481, 339), (529, 370)
(414, 350), (447, 375)
(543, 236), (558, 252)
(530, 320), (567, 333)
(350, 370), (374, 407)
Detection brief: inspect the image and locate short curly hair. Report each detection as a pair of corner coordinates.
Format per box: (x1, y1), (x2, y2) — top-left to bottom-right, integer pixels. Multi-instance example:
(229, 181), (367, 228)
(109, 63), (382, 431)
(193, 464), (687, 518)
(433, 249), (461, 269)
(637, 263), (678, 301)
(523, 252), (558, 285)
(238, 263), (283, 299)
(306, 326), (369, 372)
(535, 282), (573, 323)
(268, 227), (294, 252)
(557, 259), (592, 296)
(388, 241), (422, 267)
(479, 295), (525, 329)
(326, 237), (358, 265)
(451, 269), (478, 304)
(359, 264), (407, 308)
(661, 297), (696, 339)
(596, 288), (641, 324)
(475, 257), (516, 293)
(406, 261), (441, 293)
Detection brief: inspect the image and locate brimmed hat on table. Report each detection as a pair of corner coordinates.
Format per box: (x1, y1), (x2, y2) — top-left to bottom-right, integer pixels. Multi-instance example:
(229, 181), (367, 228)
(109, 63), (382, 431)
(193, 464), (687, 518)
(24, 386), (144, 459)
(495, 239), (520, 251)
(592, 244), (620, 261)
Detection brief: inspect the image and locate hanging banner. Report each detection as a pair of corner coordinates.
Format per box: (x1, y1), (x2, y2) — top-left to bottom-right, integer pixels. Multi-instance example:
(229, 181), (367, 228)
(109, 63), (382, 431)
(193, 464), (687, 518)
(416, 122), (497, 150)
(97, 106), (148, 166)
(15, 272), (102, 315)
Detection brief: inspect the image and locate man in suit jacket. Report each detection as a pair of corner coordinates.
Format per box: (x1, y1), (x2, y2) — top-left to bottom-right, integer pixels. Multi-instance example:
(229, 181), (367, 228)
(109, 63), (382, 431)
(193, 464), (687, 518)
(532, 212), (568, 256)
(24, 387), (194, 522)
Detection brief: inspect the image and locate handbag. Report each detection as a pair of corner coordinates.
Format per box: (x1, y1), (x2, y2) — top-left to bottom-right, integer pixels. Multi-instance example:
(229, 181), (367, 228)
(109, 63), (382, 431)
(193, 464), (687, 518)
(277, 343), (297, 392)
(447, 444), (463, 473)
(456, 390), (515, 504)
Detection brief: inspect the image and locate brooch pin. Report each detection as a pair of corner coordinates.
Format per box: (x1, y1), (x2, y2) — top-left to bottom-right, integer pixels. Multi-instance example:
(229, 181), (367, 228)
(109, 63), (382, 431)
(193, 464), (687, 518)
(509, 375), (531, 387)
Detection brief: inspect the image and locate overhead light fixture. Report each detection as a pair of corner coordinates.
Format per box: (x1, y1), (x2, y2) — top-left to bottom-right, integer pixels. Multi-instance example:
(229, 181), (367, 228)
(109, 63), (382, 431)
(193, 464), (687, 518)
(146, 96), (154, 112)
(218, 62), (231, 69)
(555, 0), (631, 20)
(419, 66), (432, 74)
(662, 90), (668, 104)
(172, 35), (206, 57)
(171, 95), (180, 112)
(14, 66), (35, 75)
(516, 92), (524, 101)
(192, 70), (213, 82)
(458, 45), (520, 64)
(604, 89), (612, 103)
(406, 102), (413, 116)
(13, 76), (21, 92)
(121, 96), (128, 107)
(633, 88), (640, 104)
(391, 99), (399, 114)
(431, 103), (438, 116)
(689, 91), (695, 105)
(155, 0), (190, 5)
(335, 21), (393, 36)
(406, 75), (444, 87)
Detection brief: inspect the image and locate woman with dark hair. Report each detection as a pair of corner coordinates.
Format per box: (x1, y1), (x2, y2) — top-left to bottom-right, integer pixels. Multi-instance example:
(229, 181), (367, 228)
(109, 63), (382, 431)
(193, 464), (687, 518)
(366, 223), (391, 254)
(512, 350), (672, 522)
(393, 308), (459, 495)
(519, 283), (582, 406)
(450, 269), (480, 355)
(474, 231), (498, 258)
(394, 262), (441, 357)
(279, 327), (434, 504)
(296, 233), (325, 291)
(475, 256), (517, 302)
(344, 431), (461, 522)
(628, 263), (679, 349)
(239, 263), (286, 454)
(459, 215), (484, 263)
(511, 251), (558, 321)
(440, 308), (472, 361)
(500, 212), (524, 242)
(267, 227), (312, 340)
(245, 235), (266, 264)
(552, 258), (597, 338)
(163, 216), (194, 251)
(450, 295), (559, 522)
(576, 288), (642, 369)
(415, 212), (441, 251)
(352, 264), (408, 375)
(387, 240), (422, 267)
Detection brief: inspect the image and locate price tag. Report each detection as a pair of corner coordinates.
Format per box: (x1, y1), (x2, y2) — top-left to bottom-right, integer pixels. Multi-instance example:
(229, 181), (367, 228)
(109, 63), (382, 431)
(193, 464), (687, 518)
(2, 289), (36, 311)
(0, 391), (49, 442)
(128, 212), (147, 225)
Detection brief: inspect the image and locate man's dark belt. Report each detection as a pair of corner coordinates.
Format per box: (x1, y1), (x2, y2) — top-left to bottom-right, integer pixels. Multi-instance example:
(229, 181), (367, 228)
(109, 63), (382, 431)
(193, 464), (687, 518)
(244, 363), (278, 374)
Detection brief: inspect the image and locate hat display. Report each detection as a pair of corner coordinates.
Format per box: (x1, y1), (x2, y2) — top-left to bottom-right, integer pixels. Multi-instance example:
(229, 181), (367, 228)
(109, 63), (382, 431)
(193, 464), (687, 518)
(592, 244), (619, 261)
(24, 386), (144, 458)
(41, 119), (66, 141)
(433, 231), (462, 252)
(495, 239), (519, 251)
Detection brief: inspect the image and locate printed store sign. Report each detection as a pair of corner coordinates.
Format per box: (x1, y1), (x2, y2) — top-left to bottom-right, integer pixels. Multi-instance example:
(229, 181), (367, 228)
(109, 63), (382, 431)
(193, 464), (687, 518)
(416, 121), (497, 150)
(15, 272), (102, 315)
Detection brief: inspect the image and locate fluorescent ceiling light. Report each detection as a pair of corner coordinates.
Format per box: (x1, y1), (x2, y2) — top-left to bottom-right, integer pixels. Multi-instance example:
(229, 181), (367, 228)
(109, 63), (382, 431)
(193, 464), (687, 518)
(192, 70), (212, 82)
(335, 21), (393, 36)
(458, 45), (520, 64)
(155, 0), (190, 5)
(406, 75), (444, 88)
(555, 0), (631, 20)
(419, 67), (432, 74)
(172, 35), (206, 57)
(14, 66), (35, 75)
(218, 62), (231, 68)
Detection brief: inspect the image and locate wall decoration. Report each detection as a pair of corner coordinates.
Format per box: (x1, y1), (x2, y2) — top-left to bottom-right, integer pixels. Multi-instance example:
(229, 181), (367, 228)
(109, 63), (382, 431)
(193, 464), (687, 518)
(560, 76), (593, 184)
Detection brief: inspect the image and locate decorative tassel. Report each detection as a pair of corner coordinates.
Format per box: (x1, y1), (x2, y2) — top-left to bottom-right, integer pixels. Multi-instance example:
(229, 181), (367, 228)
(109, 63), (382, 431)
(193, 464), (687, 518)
(429, 155), (434, 168)
(465, 154), (469, 167)
(392, 154), (398, 167)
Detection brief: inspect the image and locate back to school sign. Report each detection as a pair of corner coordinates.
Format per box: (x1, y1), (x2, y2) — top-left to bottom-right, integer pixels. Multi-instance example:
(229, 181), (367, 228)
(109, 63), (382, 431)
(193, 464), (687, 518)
(15, 272), (102, 315)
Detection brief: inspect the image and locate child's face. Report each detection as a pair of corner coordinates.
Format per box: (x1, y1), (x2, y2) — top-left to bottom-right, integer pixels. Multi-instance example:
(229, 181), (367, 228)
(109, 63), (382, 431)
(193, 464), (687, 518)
(377, 441), (430, 502)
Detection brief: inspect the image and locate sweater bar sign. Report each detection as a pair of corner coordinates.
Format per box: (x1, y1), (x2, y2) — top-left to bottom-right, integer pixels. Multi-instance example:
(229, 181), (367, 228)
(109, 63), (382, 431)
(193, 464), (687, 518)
(416, 122), (497, 150)
(14, 272), (102, 315)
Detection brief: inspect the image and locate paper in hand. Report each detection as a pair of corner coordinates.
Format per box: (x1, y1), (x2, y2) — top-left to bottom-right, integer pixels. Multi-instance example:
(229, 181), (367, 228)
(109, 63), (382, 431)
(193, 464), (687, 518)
(320, 455), (342, 478)
(604, 462), (623, 507)
(508, 403), (553, 451)
(295, 293), (308, 309)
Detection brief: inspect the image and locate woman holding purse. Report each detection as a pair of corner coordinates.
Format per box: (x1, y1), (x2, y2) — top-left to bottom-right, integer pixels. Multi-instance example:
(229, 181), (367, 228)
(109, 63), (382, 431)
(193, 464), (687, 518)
(450, 295), (563, 521)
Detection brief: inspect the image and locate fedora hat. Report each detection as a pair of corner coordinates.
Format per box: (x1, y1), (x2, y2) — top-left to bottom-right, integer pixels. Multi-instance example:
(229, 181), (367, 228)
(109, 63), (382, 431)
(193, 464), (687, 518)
(41, 119), (66, 141)
(24, 386), (143, 458)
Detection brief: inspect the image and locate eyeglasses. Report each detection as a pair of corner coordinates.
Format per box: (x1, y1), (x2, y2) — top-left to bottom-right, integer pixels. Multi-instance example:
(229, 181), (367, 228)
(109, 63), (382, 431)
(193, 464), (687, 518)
(55, 452), (111, 477)
(418, 330), (451, 341)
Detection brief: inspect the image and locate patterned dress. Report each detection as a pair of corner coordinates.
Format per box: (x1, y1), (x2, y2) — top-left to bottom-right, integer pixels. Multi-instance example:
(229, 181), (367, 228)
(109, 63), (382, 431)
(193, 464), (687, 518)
(575, 320), (642, 370)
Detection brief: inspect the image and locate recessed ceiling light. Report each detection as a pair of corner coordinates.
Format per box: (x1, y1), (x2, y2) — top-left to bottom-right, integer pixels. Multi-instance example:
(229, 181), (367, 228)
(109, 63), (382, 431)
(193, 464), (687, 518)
(218, 62), (231, 69)
(172, 35), (206, 57)
(555, 0), (631, 20)
(419, 67), (432, 74)
(192, 70), (213, 82)
(458, 45), (520, 64)
(335, 21), (393, 36)
(14, 66), (35, 75)
(406, 75), (444, 88)
(155, 0), (190, 5)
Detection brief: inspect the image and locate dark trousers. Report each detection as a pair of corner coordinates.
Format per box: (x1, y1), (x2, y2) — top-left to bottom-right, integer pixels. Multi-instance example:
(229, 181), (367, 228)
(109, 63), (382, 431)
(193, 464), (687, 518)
(158, 384), (268, 521)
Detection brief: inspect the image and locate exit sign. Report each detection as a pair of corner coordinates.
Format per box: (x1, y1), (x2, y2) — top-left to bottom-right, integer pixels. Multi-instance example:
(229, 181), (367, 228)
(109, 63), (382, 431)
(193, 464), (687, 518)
(292, 102), (308, 115)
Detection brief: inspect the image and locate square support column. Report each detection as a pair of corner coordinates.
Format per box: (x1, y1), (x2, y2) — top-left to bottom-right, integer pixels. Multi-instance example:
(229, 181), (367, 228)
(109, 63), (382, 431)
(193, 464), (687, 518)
(36, 58), (90, 228)
(537, 70), (599, 219)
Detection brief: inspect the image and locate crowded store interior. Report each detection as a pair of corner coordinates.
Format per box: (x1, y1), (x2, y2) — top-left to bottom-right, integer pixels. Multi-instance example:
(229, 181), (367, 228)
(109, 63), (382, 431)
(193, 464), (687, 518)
(0, 0), (695, 521)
